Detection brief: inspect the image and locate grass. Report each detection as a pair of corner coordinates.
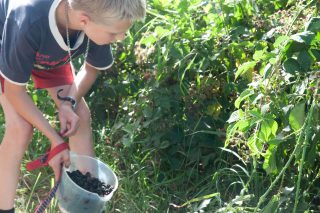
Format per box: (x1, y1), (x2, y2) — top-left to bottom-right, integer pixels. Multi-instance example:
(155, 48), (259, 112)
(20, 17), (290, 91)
(7, 125), (228, 212)
(0, 100), (267, 212)
(2, 106), (315, 212)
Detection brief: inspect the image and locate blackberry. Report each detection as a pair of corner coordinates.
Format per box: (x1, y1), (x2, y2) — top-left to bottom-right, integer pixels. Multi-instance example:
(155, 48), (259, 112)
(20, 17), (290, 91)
(67, 170), (114, 197)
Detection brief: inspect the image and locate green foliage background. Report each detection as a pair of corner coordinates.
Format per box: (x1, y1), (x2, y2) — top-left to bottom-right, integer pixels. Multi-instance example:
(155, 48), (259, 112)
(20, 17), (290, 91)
(6, 0), (320, 212)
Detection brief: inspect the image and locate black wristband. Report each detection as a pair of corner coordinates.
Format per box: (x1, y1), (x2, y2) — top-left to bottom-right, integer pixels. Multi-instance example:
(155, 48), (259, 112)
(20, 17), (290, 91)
(57, 89), (77, 110)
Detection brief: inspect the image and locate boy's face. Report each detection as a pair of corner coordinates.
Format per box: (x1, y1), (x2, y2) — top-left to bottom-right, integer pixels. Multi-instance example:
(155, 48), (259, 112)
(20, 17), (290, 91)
(83, 19), (132, 45)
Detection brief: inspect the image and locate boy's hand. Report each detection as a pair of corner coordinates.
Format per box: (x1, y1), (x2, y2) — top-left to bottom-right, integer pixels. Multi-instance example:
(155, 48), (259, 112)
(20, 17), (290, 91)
(59, 102), (80, 137)
(48, 149), (70, 180)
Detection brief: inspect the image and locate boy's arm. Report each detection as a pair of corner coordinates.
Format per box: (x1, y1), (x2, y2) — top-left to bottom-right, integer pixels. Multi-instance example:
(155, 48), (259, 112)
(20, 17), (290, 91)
(4, 81), (64, 145)
(60, 63), (100, 106)
(58, 63), (100, 135)
(4, 80), (70, 179)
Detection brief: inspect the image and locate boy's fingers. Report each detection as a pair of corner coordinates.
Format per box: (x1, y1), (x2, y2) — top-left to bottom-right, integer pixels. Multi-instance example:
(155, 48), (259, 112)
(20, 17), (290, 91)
(63, 120), (79, 137)
(59, 118), (67, 135)
(62, 128), (73, 137)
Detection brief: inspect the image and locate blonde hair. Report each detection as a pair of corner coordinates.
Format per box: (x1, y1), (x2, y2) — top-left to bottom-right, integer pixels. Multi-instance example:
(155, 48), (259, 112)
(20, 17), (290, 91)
(68, 0), (146, 25)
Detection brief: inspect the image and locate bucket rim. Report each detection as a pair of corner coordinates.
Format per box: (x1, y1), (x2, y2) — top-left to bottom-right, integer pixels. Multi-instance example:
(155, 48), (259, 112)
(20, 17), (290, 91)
(61, 152), (119, 201)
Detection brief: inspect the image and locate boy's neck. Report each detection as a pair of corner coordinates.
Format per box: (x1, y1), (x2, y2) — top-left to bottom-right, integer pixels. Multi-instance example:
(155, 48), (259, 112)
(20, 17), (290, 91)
(55, 0), (83, 35)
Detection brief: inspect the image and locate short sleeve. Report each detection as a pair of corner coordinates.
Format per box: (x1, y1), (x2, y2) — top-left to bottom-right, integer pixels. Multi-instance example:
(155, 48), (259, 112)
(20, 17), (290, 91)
(0, 18), (38, 85)
(85, 39), (114, 70)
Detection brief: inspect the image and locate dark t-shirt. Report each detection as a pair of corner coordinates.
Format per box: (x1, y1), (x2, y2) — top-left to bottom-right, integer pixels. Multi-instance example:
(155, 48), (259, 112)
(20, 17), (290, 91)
(0, 0), (113, 85)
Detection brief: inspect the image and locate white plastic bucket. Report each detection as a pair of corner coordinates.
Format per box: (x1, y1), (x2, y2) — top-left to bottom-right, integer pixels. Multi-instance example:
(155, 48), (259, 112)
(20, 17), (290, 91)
(56, 152), (118, 213)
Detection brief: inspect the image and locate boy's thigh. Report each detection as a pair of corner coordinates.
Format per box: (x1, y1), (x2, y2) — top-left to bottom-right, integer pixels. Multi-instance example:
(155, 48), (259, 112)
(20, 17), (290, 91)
(0, 94), (32, 131)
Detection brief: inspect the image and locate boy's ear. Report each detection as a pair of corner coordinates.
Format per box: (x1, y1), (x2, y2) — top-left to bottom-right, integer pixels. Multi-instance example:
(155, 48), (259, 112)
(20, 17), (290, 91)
(79, 12), (91, 26)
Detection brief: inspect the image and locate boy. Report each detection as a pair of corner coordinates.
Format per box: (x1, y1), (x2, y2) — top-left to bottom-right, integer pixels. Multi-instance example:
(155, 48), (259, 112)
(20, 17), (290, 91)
(0, 0), (146, 212)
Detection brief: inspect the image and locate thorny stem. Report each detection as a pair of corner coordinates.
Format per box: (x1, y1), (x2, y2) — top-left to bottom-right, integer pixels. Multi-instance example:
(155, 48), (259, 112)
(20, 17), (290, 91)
(255, 72), (319, 213)
(293, 104), (316, 212)
(293, 70), (320, 212)
(254, 2), (318, 210)
(254, 122), (307, 212)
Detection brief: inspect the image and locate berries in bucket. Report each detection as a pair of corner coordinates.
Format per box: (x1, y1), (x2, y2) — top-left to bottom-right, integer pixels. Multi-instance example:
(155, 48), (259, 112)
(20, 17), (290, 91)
(56, 152), (118, 213)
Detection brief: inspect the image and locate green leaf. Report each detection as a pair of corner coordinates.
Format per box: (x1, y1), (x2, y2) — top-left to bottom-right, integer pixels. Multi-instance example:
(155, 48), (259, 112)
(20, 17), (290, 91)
(32, 94), (38, 103)
(178, 0), (189, 14)
(260, 120), (278, 142)
(305, 17), (320, 33)
(263, 144), (278, 174)
(230, 26), (247, 38)
(253, 49), (266, 61)
(291, 31), (315, 45)
(297, 50), (314, 71)
(260, 121), (271, 142)
(283, 40), (307, 57)
(305, 106), (320, 166)
(283, 58), (302, 74)
(289, 102), (305, 132)
(268, 138), (284, 146)
(247, 135), (261, 156)
(227, 109), (244, 123)
(274, 35), (290, 48)
(140, 34), (157, 46)
(263, 63), (272, 78)
(310, 49), (320, 61)
(154, 26), (171, 39)
(234, 89), (254, 108)
(235, 61), (256, 80)
(249, 108), (264, 121)
(237, 120), (250, 132)
(269, 119), (278, 136)
(153, 0), (171, 9)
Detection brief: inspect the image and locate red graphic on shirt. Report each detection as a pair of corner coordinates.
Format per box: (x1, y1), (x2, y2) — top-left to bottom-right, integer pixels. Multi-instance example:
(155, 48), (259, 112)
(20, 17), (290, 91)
(34, 52), (70, 70)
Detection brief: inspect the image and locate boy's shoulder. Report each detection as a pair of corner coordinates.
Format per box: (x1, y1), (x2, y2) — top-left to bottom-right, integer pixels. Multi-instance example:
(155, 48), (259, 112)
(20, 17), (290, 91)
(1, 0), (59, 36)
(4, 0), (56, 23)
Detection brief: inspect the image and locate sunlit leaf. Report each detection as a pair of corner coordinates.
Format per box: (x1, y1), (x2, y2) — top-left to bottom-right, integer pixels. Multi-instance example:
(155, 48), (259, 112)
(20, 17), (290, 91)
(155, 26), (171, 39)
(237, 120), (250, 132)
(289, 102), (305, 132)
(263, 151), (278, 174)
(227, 109), (244, 123)
(260, 119), (278, 141)
(274, 35), (290, 48)
(235, 61), (256, 80)
(234, 89), (254, 108)
(247, 135), (260, 156)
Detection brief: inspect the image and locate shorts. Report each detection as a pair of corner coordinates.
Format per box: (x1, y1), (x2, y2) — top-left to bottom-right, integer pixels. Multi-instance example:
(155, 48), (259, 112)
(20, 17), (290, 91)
(0, 63), (74, 93)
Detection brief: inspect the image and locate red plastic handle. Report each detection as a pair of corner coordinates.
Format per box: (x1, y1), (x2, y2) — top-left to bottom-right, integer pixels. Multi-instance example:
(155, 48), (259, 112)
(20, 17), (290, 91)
(26, 142), (69, 171)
